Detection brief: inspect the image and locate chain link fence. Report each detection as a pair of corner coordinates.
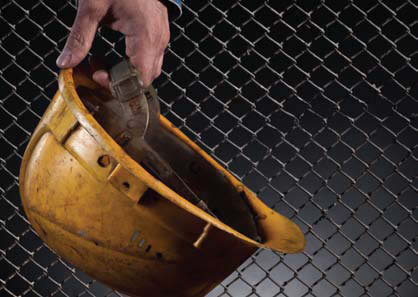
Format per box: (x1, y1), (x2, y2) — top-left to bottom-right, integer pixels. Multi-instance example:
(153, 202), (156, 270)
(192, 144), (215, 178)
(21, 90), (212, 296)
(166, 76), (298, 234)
(1, 0), (417, 296)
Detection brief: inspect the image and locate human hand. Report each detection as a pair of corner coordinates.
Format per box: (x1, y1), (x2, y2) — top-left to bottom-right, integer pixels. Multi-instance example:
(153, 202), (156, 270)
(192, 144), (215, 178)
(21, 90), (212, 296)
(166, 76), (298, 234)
(56, 0), (170, 88)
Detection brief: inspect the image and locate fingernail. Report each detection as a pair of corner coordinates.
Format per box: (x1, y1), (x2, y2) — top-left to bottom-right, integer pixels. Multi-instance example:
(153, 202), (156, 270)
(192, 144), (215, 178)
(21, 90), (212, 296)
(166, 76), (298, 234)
(56, 51), (72, 68)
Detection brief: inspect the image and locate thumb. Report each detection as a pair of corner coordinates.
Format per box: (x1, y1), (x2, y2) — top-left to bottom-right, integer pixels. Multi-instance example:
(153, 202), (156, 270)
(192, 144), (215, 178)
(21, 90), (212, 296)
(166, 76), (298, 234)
(57, 9), (100, 68)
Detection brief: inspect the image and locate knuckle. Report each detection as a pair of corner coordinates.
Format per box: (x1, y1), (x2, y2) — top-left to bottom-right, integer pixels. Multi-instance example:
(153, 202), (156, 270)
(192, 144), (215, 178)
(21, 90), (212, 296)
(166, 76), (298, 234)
(157, 25), (170, 49)
(154, 68), (162, 79)
(160, 46), (167, 57)
(157, 34), (169, 57)
(163, 30), (170, 46)
(160, 31), (170, 47)
(67, 29), (85, 49)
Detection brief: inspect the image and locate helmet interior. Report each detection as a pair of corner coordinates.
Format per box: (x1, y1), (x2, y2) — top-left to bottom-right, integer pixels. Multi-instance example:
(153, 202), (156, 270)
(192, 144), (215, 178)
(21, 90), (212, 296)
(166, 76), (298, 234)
(73, 61), (262, 243)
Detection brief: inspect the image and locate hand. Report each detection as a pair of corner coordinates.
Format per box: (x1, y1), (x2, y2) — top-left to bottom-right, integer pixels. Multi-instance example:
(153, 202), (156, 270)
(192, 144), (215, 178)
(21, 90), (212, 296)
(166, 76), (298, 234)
(56, 0), (170, 88)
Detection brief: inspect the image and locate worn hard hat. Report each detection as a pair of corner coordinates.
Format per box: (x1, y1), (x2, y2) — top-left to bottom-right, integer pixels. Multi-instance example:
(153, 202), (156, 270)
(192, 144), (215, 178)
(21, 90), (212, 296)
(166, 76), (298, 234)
(19, 59), (305, 297)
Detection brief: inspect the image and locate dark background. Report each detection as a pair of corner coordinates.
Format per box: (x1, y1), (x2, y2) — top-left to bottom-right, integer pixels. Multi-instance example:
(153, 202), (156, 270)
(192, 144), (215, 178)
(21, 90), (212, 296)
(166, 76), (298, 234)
(0, 0), (417, 296)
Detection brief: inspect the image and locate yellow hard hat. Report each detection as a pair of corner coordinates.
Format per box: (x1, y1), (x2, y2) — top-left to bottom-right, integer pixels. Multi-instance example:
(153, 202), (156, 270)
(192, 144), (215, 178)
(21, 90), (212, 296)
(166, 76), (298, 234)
(19, 59), (305, 297)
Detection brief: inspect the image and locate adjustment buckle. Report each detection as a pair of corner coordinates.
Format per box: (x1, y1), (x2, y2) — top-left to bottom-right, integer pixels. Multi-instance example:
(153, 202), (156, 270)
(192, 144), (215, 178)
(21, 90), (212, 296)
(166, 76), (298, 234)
(110, 60), (144, 102)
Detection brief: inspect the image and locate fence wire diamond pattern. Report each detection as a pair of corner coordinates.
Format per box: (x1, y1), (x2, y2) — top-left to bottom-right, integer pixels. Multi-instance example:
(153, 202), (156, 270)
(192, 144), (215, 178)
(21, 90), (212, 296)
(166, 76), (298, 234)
(0, 0), (417, 297)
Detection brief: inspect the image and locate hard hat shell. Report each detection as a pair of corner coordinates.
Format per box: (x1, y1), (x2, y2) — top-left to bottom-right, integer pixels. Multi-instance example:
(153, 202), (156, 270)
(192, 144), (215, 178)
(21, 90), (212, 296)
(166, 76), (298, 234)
(19, 66), (305, 297)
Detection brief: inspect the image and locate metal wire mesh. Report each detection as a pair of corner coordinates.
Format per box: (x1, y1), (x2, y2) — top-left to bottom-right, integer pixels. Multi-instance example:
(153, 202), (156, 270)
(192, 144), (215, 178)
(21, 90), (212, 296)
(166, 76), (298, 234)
(1, 0), (417, 296)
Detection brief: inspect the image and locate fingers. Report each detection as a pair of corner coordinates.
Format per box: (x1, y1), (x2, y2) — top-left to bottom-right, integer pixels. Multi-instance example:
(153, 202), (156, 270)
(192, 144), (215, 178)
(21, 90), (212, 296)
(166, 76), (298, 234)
(126, 37), (156, 87)
(92, 70), (110, 89)
(124, 1), (169, 87)
(63, 0), (169, 89)
(92, 38), (165, 90)
(89, 56), (110, 89)
(125, 39), (167, 87)
(57, 1), (105, 68)
(92, 56), (163, 92)
(92, 54), (164, 91)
